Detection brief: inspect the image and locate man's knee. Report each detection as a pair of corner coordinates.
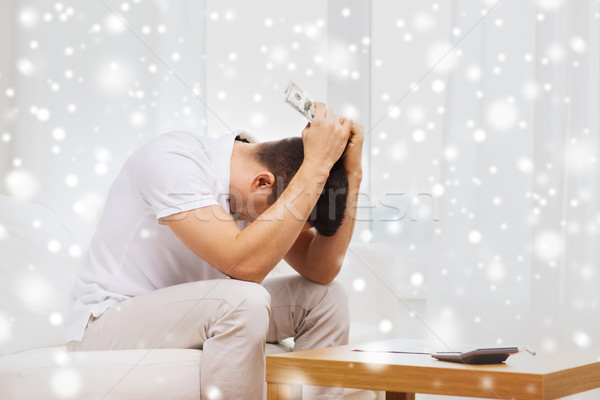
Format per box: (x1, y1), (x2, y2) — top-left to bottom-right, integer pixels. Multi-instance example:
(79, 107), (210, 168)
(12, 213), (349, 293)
(323, 280), (350, 328)
(229, 280), (272, 338)
(205, 279), (271, 309)
(325, 279), (348, 303)
(295, 278), (350, 346)
(296, 277), (350, 327)
(234, 280), (272, 307)
(190, 279), (271, 330)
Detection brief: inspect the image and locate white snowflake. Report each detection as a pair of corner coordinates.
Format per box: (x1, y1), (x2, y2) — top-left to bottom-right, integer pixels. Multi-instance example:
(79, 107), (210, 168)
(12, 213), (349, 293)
(352, 278), (366, 292)
(573, 331), (591, 349)
(360, 229), (373, 242)
(414, 12), (435, 32)
(486, 100), (517, 131)
(534, 230), (564, 261)
(49, 312), (64, 326)
(51, 369), (82, 398)
(410, 272), (425, 286)
(19, 7), (39, 28)
(5, 169), (38, 199)
(569, 36), (587, 54)
(16, 58), (35, 76)
(105, 14), (125, 34)
(379, 319), (393, 333)
(468, 230), (482, 244)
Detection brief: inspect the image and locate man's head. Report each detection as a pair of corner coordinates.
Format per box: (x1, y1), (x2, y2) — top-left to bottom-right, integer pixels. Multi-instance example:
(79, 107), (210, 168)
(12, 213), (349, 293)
(231, 136), (348, 237)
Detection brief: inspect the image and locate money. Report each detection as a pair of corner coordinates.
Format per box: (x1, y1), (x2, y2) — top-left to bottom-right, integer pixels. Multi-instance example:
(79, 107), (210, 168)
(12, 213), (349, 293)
(283, 80), (315, 121)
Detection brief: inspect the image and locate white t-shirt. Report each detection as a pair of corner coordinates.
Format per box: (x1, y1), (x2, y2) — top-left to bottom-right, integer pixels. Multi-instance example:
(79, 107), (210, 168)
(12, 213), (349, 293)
(65, 131), (244, 343)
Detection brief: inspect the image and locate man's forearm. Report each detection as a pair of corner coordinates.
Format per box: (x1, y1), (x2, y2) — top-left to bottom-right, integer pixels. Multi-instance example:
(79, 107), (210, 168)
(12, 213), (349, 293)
(230, 162), (330, 283)
(291, 172), (362, 283)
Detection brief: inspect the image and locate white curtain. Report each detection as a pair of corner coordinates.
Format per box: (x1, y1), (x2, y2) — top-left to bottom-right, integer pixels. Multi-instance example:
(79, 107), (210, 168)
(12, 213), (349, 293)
(3, 0), (599, 373)
(430, 0), (600, 367)
(0, 0), (207, 242)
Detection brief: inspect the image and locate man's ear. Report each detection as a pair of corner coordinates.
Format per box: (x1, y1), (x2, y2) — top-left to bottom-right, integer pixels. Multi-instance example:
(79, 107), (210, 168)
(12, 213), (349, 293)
(253, 171), (275, 190)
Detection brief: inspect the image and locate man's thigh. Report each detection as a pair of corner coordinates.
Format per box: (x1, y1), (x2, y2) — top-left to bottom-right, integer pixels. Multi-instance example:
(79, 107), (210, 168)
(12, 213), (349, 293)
(69, 278), (268, 351)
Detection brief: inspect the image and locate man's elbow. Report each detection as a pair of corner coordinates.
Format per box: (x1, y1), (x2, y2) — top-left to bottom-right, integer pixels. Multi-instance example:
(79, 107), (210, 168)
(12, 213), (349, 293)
(314, 263), (342, 285)
(226, 264), (268, 284)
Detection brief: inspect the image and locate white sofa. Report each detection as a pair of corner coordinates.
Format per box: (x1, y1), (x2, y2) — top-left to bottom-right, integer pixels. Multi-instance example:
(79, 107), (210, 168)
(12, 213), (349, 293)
(0, 194), (411, 399)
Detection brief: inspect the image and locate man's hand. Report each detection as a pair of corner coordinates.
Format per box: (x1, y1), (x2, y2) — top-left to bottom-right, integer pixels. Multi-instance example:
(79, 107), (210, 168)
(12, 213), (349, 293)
(341, 119), (364, 180)
(301, 102), (352, 175)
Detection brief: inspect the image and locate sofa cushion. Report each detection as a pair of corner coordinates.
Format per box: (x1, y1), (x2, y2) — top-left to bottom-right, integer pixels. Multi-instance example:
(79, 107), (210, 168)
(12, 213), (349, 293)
(0, 343), (289, 399)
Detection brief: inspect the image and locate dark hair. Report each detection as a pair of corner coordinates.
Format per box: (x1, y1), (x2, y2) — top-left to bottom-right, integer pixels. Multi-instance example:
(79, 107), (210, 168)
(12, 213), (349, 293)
(249, 137), (348, 237)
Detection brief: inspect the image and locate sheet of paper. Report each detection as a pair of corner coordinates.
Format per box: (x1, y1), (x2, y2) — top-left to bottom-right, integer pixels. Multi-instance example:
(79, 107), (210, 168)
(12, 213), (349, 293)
(353, 338), (444, 354)
(353, 338), (503, 355)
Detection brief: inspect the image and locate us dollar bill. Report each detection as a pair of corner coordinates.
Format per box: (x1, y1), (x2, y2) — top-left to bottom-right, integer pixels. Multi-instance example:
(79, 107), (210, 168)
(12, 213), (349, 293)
(283, 80), (315, 121)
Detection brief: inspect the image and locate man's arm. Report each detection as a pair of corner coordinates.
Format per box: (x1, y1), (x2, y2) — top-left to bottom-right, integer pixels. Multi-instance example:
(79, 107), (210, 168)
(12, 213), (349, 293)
(284, 120), (364, 284)
(164, 104), (352, 284)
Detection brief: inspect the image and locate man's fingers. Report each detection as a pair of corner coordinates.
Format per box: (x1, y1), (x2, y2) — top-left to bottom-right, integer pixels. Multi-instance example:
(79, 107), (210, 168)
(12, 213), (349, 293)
(301, 121), (311, 137)
(341, 117), (353, 137)
(326, 107), (336, 121)
(351, 120), (365, 137)
(313, 101), (326, 120)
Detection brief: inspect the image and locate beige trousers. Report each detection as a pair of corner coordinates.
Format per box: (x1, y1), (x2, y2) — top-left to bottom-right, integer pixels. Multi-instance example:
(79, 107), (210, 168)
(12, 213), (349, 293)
(67, 275), (350, 400)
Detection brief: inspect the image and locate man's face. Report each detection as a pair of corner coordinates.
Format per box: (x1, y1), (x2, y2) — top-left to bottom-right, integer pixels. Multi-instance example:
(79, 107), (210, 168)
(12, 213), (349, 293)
(228, 186), (270, 222)
(241, 190), (271, 221)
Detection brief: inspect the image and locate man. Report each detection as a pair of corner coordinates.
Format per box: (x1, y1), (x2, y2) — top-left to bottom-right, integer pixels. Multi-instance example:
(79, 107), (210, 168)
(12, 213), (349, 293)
(65, 102), (364, 399)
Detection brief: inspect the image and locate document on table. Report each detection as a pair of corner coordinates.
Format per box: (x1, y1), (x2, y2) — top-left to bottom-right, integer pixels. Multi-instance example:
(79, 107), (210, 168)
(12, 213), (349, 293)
(353, 338), (445, 354)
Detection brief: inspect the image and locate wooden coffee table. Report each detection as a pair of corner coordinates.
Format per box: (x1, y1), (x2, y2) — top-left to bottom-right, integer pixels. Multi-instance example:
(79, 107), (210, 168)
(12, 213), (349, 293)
(266, 344), (600, 399)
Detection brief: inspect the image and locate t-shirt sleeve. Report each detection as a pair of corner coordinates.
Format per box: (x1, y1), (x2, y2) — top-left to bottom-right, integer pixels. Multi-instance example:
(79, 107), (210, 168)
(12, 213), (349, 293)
(135, 149), (221, 224)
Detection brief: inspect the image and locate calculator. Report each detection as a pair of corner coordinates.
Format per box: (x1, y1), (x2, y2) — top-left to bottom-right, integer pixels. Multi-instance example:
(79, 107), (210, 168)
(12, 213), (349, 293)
(432, 347), (521, 364)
